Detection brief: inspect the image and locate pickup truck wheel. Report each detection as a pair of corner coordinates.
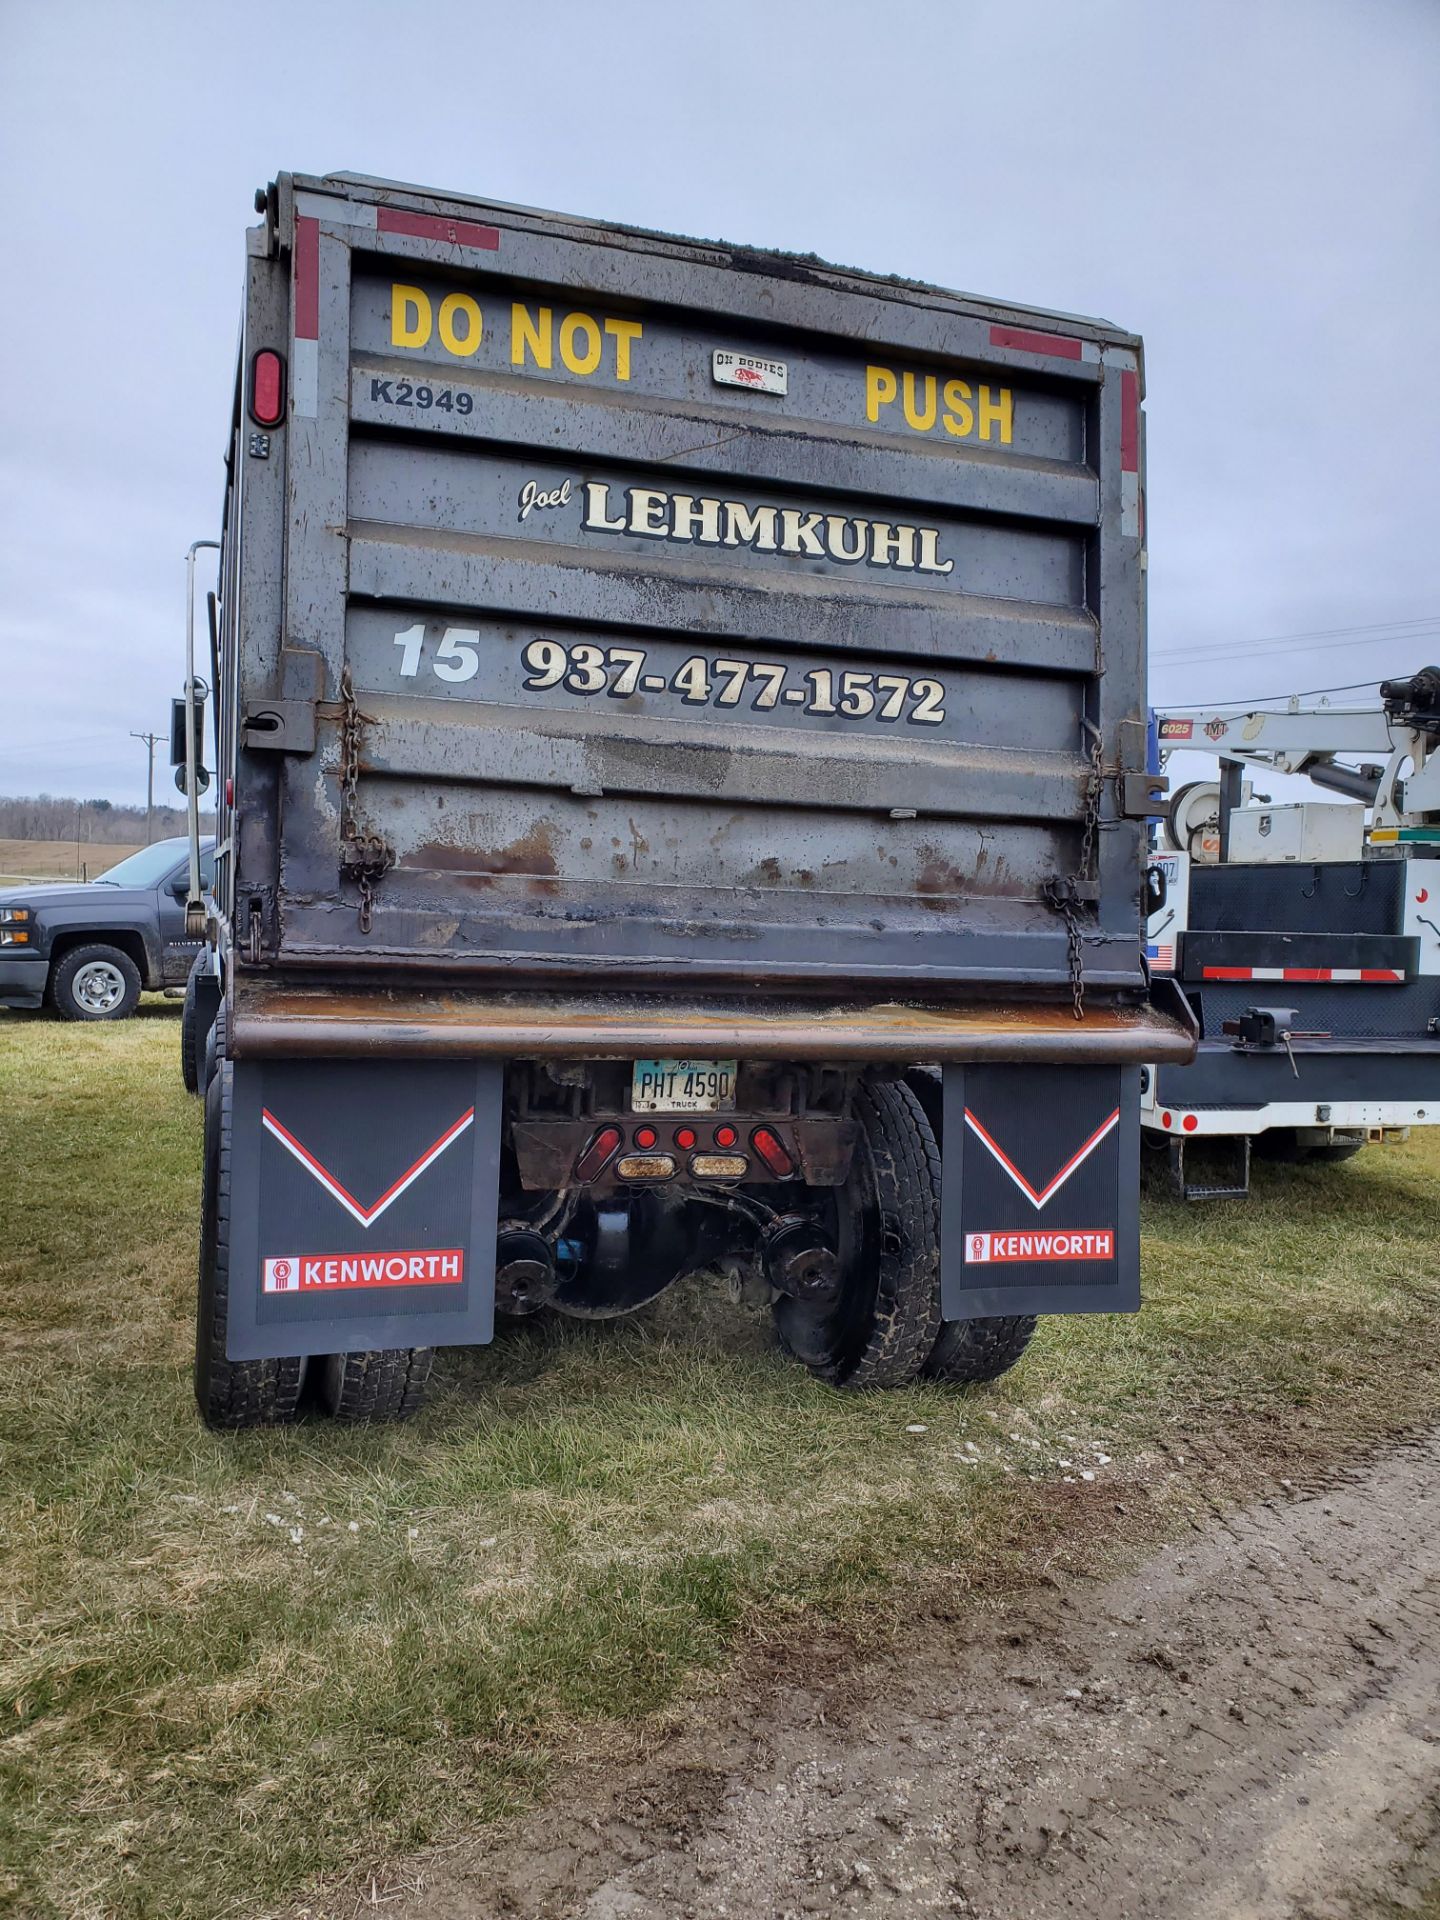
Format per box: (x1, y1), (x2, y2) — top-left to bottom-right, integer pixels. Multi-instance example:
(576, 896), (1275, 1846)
(316, 1349), (434, 1422)
(195, 1055), (306, 1429)
(49, 944), (141, 1022)
(925, 1314), (1038, 1384)
(772, 1079), (941, 1390)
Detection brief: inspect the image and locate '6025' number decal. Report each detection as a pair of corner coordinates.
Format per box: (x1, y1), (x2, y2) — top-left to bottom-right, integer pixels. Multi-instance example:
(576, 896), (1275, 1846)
(391, 625), (946, 725)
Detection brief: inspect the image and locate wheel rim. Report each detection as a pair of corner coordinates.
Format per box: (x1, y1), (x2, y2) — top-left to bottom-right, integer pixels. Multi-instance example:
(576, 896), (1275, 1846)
(72, 959), (126, 1013)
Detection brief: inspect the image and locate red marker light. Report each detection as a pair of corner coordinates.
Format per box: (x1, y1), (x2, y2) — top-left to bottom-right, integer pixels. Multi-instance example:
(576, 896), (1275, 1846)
(249, 349), (286, 428)
(1162, 1111), (1172, 1129)
(674, 1126), (697, 1150)
(714, 1124), (738, 1149)
(1182, 1114), (1199, 1133)
(634, 1125), (658, 1149)
(751, 1127), (794, 1177)
(574, 1125), (622, 1182)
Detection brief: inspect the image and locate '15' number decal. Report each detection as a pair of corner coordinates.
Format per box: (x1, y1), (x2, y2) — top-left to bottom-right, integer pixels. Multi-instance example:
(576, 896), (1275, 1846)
(393, 623), (479, 683)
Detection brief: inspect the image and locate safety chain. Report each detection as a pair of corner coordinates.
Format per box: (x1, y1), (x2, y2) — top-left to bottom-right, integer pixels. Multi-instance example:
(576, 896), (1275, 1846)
(1044, 719), (1107, 1021)
(338, 665), (393, 935)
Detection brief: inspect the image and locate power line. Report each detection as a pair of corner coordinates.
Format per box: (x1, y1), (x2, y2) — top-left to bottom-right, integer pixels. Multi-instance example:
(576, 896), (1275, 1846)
(1155, 678), (1387, 711)
(1151, 614), (1440, 663)
(1152, 627), (1439, 667)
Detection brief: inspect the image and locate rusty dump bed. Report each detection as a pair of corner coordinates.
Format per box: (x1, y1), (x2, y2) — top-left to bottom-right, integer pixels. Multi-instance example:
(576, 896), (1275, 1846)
(220, 172), (1156, 1027)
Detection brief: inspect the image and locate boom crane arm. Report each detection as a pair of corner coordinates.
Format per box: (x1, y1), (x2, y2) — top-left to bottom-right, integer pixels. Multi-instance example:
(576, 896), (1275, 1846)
(1153, 668), (1440, 833)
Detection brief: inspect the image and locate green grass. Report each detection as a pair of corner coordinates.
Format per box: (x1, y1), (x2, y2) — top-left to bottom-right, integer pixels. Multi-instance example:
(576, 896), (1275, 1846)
(2, 1015), (1438, 1917)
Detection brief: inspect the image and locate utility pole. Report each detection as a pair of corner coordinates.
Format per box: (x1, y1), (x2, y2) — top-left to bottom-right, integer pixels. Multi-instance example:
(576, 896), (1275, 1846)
(130, 730), (161, 845)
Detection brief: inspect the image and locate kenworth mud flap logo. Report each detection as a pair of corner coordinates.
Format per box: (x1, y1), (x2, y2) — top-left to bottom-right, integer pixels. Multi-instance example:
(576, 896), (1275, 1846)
(263, 1250), (465, 1293)
(965, 1230), (1115, 1264)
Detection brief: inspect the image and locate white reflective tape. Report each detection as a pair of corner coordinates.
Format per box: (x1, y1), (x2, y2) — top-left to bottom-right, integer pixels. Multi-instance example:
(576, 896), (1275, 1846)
(1121, 469), (1140, 539)
(295, 192), (378, 229)
(292, 338), (318, 418)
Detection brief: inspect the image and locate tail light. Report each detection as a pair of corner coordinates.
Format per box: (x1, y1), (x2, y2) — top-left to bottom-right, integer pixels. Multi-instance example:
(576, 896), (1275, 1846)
(751, 1128), (794, 1177)
(249, 349), (286, 428)
(574, 1126), (622, 1182)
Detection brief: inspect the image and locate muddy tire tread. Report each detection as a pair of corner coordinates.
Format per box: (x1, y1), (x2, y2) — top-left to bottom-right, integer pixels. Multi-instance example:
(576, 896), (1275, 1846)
(320, 1347), (434, 1423)
(926, 1313), (1038, 1384)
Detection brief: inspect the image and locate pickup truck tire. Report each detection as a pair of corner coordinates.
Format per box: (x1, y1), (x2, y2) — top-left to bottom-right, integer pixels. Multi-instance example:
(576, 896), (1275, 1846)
(194, 1055), (307, 1429)
(48, 943), (141, 1022)
(316, 1348), (434, 1422)
(772, 1079), (941, 1390)
(925, 1313), (1037, 1384)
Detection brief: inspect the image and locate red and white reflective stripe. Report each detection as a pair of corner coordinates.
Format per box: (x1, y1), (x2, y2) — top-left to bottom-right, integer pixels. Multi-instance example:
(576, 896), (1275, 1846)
(292, 214), (321, 417)
(963, 1106), (1120, 1211)
(261, 1106), (475, 1229)
(1120, 368), (1141, 538)
(1200, 966), (1405, 983)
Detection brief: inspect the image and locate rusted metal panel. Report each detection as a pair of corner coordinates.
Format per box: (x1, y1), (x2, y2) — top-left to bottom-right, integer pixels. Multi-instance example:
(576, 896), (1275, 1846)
(230, 173), (1155, 1005)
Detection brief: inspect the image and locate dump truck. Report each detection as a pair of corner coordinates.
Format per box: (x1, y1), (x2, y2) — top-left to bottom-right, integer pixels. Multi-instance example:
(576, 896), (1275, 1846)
(180, 170), (1193, 1427)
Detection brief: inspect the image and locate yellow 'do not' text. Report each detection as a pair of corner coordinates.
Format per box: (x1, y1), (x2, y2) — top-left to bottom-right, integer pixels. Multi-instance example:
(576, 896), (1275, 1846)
(865, 365), (1013, 445)
(391, 284), (643, 380)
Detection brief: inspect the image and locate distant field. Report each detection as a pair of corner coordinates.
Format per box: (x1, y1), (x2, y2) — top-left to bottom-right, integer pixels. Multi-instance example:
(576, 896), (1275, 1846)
(0, 837), (142, 886)
(4, 1018), (1440, 1917)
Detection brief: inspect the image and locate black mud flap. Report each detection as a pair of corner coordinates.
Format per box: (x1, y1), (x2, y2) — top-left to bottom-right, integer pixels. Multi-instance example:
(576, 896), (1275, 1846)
(223, 1057), (503, 1361)
(940, 1064), (1140, 1320)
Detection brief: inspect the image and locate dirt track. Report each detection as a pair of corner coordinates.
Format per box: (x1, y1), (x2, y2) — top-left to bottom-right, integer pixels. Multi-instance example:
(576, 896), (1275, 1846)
(394, 1433), (1440, 1920)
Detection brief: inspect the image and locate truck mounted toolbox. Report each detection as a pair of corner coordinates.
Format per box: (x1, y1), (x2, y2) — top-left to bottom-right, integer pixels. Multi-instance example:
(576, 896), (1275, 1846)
(191, 170), (1193, 1426)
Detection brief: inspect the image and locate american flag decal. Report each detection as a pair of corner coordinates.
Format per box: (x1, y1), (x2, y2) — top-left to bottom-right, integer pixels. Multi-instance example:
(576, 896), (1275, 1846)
(1146, 941), (1175, 972)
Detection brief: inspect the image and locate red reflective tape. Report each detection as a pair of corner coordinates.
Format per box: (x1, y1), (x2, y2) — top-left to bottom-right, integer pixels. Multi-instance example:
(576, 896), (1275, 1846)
(1202, 966), (1253, 980)
(294, 215), (320, 340)
(1282, 968), (1329, 982)
(377, 206), (500, 250)
(1120, 370), (1140, 472)
(988, 323), (1083, 361)
(1361, 969), (1404, 982)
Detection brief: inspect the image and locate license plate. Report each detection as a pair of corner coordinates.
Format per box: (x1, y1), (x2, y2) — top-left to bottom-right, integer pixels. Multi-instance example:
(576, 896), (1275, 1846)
(631, 1058), (738, 1113)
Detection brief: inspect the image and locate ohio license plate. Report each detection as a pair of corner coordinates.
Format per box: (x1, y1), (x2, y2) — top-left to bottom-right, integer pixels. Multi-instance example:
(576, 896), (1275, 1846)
(631, 1058), (738, 1113)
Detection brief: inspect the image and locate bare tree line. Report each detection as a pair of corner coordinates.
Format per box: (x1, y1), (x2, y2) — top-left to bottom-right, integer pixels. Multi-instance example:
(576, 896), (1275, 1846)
(0, 794), (215, 844)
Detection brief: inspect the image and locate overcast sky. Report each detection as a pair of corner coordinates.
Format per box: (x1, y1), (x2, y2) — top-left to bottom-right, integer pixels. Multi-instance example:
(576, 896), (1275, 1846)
(1, 0), (1437, 805)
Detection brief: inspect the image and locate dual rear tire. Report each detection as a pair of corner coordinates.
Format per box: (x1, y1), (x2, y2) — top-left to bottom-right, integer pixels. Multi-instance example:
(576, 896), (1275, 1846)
(194, 1060), (1032, 1430)
(772, 1076), (1036, 1392)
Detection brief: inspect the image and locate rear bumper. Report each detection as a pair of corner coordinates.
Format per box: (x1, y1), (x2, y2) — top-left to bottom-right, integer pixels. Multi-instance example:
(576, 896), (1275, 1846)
(228, 983), (1198, 1067)
(0, 954), (47, 1009)
(1151, 1038), (1440, 1127)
